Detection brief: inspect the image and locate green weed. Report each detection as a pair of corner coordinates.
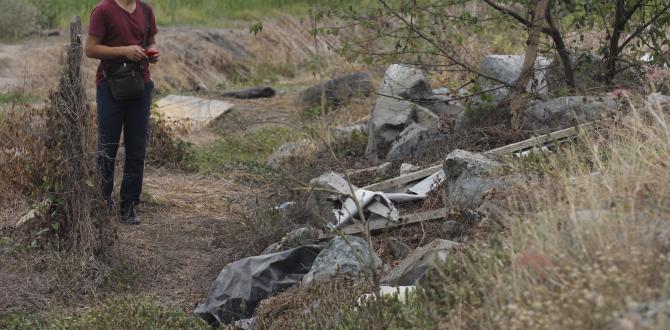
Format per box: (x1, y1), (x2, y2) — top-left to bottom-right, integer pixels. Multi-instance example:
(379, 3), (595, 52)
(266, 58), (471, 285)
(193, 127), (307, 175)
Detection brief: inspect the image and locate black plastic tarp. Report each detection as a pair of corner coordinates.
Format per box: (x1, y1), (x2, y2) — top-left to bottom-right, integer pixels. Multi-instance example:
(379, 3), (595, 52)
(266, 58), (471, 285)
(194, 245), (322, 325)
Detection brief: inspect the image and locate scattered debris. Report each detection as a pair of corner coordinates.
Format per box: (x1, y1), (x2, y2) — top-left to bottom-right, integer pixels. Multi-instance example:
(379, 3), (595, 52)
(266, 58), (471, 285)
(195, 245), (322, 326)
(303, 236), (381, 286)
(340, 208), (447, 236)
(300, 72), (374, 112)
(357, 286), (416, 306)
(381, 239), (460, 286)
(155, 95), (234, 129)
(306, 172), (355, 225)
(222, 86), (276, 99)
(345, 162), (392, 177)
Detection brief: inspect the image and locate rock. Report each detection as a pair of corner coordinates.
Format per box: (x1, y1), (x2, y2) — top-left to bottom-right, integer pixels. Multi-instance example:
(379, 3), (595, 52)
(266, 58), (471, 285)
(303, 236), (381, 285)
(378, 64), (432, 100)
(155, 95), (234, 130)
(522, 96), (617, 134)
(265, 140), (312, 169)
(365, 98), (418, 158)
(381, 239), (460, 286)
(610, 299), (670, 330)
(433, 87), (450, 95)
(443, 150), (504, 210)
(222, 86), (276, 99)
(300, 72), (375, 112)
(233, 318), (256, 330)
(332, 124), (367, 141)
(386, 123), (446, 161)
(306, 172), (356, 224)
(476, 54), (550, 104)
(399, 163), (421, 175)
(420, 100), (463, 117)
(384, 237), (411, 259)
(195, 246), (322, 326)
(647, 93), (670, 105)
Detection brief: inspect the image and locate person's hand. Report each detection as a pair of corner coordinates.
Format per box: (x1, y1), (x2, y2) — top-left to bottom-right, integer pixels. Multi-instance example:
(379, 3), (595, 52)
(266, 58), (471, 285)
(146, 47), (160, 64)
(123, 45), (147, 62)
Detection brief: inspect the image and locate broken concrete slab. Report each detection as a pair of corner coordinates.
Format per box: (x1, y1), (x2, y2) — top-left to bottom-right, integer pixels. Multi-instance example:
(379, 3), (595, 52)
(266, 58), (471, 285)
(300, 72), (375, 112)
(382, 239), (460, 286)
(522, 96), (617, 134)
(195, 245), (322, 326)
(303, 236), (381, 286)
(222, 86), (276, 99)
(155, 95), (234, 129)
(386, 123), (446, 161)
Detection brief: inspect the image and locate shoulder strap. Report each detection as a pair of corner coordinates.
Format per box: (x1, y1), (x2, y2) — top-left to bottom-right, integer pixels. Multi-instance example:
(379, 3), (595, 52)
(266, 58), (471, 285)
(139, 1), (150, 49)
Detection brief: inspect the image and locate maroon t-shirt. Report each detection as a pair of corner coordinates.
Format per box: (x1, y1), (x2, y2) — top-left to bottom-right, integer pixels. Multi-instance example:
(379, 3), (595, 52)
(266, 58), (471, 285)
(88, 0), (158, 87)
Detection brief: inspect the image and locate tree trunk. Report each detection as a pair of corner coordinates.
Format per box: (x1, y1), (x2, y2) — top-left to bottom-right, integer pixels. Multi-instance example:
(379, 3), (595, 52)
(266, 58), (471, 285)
(508, 0), (550, 130)
(546, 3), (575, 91)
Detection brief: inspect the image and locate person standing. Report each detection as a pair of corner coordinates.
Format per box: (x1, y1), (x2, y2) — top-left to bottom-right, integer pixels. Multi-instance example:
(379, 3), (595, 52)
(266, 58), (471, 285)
(84, 0), (160, 225)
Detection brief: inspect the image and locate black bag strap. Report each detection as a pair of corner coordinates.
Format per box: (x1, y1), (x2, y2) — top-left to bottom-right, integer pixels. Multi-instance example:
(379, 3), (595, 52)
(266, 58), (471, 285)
(139, 1), (150, 49)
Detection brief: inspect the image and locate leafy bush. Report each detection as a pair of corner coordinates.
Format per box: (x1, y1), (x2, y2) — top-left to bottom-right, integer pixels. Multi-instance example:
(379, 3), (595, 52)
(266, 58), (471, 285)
(0, 0), (38, 39)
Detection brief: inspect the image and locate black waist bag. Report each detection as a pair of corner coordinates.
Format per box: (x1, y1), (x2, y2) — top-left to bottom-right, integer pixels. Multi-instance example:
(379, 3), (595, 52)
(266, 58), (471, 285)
(103, 60), (145, 101)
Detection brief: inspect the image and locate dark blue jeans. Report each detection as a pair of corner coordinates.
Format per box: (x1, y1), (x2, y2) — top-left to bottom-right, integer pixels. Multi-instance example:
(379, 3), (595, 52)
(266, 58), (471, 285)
(96, 81), (153, 209)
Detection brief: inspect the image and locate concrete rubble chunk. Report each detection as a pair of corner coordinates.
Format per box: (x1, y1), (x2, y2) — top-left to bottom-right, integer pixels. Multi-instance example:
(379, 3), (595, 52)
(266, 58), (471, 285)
(365, 98), (417, 158)
(382, 239), (460, 286)
(378, 64), (432, 100)
(300, 72), (375, 112)
(156, 95), (234, 129)
(303, 236), (382, 286)
(265, 140), (313, 169)
(332, 123), (367, 141)
(522, 96), (617, 134)
(399, 163), (421, 175)
(384, 237), (411, 259)
(443, 150), (506, 210)
(476, 54), (550, 103)
(386, 123), (446, 161)
(306, 172), (355, 225)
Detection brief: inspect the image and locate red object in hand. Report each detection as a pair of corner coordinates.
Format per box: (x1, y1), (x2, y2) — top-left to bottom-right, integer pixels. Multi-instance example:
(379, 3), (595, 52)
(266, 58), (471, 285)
(144, 49), (160, 58)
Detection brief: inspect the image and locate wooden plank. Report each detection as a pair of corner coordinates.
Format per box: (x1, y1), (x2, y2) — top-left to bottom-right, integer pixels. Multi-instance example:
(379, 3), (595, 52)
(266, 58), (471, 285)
(339, 208), (447, 235)
(360, 124), (592, 192)
(363, 164), (442, 192)
(486, 123), (592, 156)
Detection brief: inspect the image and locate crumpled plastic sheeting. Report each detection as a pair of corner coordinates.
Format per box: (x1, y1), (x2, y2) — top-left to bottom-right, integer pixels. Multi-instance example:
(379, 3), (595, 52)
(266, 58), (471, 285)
(194, 245), (322, 326)
(329, 169), (446, 229)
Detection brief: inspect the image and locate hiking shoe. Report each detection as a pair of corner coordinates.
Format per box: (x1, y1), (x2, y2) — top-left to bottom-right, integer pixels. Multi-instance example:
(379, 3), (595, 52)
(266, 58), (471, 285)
(119, 203), (141, 225)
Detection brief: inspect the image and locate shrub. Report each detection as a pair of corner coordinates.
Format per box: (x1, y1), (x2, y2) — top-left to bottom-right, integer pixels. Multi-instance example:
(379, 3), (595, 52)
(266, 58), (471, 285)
(0, 0), (38, 39)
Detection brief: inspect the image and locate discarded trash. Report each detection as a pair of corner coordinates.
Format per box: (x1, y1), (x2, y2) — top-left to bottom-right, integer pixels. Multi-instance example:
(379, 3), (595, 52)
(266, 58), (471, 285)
(357, 286), (416, 306)
(274, 201), (296, 210)
(195, 245), (322, 326)
(222, 86), (276, 99)
(155, 95), (234, 129)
